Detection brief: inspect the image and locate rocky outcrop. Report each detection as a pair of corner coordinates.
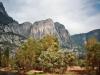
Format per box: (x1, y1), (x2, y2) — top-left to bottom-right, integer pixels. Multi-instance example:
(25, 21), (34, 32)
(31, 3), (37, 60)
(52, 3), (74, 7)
(10, 22), (32, 38)
(30, 19), (72, 48)
(0, 2), (24, 47)
(0, 2), (72, 49)
(30, 18), (57, 39)
(54, 22), (72, 48)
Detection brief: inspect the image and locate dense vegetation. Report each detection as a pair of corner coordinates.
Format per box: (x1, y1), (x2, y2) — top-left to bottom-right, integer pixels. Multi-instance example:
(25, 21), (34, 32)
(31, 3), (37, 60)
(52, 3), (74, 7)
(0, 35), (100, 75)
(85, 37), (100, 75)
(0, 35), (76, 74)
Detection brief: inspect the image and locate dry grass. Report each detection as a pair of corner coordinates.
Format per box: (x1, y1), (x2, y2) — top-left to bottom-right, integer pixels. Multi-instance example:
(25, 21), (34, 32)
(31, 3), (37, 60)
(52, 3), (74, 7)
(0, 66), (88, 75)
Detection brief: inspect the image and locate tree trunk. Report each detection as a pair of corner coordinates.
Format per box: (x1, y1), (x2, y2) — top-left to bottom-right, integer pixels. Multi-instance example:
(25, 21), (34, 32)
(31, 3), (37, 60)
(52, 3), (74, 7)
(97, 65), (100, 75)
(96, 64), (100, 75)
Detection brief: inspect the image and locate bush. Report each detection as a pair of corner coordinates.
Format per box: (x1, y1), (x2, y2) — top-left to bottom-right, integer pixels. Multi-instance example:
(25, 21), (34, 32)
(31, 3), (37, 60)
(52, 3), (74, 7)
(38, 50), (76, 74)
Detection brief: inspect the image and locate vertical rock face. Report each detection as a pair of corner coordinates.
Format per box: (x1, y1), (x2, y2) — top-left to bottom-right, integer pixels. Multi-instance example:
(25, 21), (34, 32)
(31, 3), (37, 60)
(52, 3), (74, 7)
(54, 22), (72, 48)
(0, 2), (72, 49)
(30, 19), (72, 48)
(30, 19), (58, 38)
(11, 22), (32, 38)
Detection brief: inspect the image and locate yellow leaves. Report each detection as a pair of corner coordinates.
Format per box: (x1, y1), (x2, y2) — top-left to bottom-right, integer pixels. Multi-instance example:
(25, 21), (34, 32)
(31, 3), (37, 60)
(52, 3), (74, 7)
(86, 37), (97, 49)
(40, 35), (59, 51)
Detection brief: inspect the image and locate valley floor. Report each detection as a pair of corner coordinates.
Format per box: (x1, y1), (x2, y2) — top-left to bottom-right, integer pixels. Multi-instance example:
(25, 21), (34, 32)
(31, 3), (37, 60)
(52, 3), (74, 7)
(0, 66), (88, 75)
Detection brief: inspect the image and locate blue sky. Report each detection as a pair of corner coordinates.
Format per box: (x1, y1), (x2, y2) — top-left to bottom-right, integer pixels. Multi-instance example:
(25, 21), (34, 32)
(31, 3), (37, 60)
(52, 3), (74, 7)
(1, 0), (100, 35)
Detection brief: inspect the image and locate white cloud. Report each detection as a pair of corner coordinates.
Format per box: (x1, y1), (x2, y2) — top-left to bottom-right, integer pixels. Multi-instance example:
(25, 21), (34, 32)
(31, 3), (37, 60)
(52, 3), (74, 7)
(1, 0), (100, 35)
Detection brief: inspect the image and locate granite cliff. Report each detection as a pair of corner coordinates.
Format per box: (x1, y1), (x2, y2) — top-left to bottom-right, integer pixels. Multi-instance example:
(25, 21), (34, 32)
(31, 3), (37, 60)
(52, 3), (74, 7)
(0, 2), (72, 48)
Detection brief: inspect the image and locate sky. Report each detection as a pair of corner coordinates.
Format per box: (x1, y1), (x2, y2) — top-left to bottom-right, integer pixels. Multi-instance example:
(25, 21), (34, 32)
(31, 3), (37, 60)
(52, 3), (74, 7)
(1, 0), (100, 35)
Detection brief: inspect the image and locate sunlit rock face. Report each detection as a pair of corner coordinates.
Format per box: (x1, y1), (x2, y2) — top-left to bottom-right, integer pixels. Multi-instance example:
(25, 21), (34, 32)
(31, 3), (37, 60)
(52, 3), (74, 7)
(30, 19), (72, 48)
(30, 18), (58, 38)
